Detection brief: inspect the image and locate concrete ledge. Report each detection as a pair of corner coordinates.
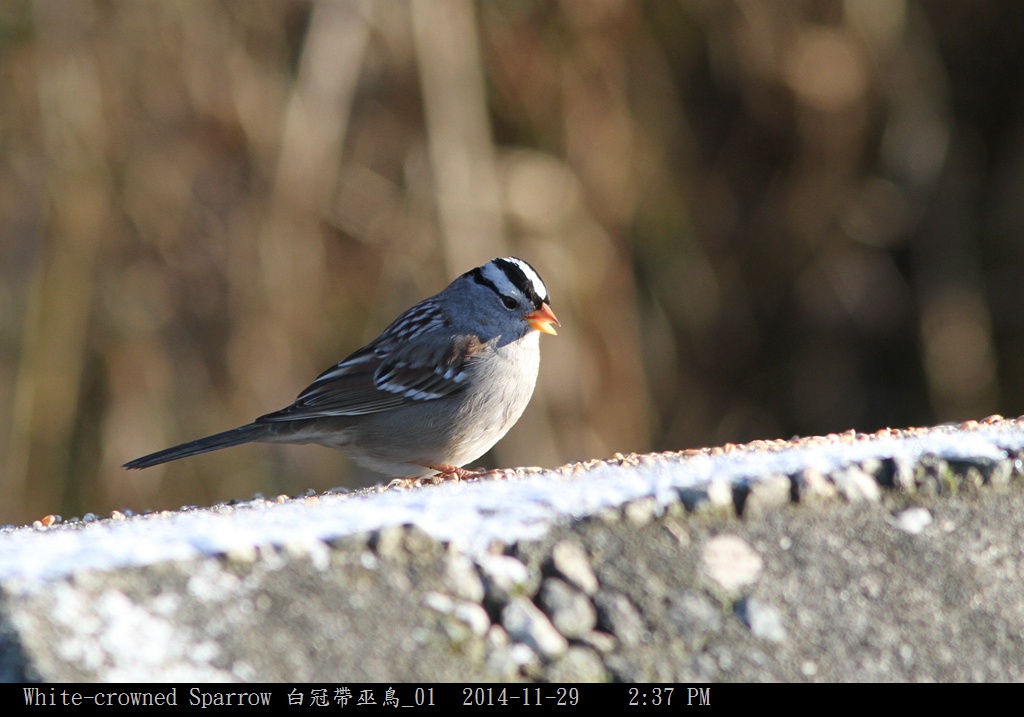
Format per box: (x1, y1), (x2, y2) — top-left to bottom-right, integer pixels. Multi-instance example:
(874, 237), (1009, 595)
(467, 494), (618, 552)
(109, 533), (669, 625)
(3, 417), (1024, 681)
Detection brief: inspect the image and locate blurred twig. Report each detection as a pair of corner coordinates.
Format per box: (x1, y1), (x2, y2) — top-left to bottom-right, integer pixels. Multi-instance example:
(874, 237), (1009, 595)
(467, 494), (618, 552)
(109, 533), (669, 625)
(6, 0), (113, 519)
(411, 0), (504, 271)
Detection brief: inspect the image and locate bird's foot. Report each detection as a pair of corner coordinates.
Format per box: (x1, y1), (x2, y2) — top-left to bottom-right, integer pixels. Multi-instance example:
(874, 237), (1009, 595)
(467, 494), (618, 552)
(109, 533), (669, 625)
(385, 465), (482, 490)
(429, 464), (478, 481)
(385, 477), (420, 490)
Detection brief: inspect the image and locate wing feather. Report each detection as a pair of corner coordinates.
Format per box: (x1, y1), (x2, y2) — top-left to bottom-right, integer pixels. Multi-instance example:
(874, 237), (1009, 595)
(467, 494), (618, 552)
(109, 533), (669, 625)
(258, 308), (487, 422)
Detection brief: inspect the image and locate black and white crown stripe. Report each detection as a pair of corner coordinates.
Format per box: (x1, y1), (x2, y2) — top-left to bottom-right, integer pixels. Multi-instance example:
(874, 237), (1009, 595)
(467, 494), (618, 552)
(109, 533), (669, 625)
(467, 257), (550, 310)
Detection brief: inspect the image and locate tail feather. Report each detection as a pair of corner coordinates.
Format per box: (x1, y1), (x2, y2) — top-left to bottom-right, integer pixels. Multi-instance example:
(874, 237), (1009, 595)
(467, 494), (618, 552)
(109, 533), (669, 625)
(124, 423), (268, 469)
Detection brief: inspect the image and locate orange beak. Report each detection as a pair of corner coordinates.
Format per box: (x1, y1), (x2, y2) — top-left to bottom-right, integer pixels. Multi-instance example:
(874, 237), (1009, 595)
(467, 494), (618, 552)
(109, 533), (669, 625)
(525, 302), (560, 335)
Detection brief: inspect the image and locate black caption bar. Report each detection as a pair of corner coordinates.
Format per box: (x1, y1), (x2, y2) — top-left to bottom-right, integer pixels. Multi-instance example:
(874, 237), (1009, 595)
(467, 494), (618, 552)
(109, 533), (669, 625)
(6, 684), (716, 712)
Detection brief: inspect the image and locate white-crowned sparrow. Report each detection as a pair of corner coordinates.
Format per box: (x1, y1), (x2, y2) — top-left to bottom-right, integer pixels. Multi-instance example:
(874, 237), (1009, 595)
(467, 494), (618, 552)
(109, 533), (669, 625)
(124, 257), (559, 478)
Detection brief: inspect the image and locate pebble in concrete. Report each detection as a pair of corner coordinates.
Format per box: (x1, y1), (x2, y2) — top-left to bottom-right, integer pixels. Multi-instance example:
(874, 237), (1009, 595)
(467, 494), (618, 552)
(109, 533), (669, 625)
(736, 598), (787, 643)
(551, 541), (599, 595)
(593, 590), (646, 646)
(539, 578), (597, 639)
(702, 534), (763, 594)
(502, 597), (568, 660)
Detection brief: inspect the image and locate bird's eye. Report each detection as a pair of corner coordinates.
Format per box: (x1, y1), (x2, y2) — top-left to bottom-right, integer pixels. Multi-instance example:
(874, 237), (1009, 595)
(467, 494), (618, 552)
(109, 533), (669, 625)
(501, 295), (519, 310)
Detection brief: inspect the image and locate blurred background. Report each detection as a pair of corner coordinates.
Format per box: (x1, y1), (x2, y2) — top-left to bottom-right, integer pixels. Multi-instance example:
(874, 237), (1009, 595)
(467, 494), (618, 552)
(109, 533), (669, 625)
(2, 0), (1024, 525)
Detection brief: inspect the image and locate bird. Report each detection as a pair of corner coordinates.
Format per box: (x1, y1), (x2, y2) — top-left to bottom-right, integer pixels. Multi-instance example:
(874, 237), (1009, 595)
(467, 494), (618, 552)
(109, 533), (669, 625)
(124, 257), (559, 480)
